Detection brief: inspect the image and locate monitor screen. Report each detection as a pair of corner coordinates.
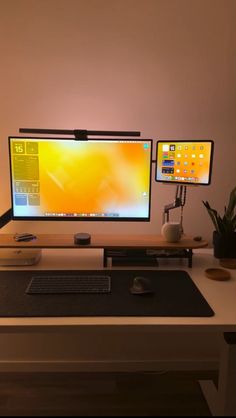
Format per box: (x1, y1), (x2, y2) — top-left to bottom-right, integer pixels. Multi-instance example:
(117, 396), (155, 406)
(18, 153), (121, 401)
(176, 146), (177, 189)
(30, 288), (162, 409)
(9, 137), (152, 221)
(155, 140), (214, 185)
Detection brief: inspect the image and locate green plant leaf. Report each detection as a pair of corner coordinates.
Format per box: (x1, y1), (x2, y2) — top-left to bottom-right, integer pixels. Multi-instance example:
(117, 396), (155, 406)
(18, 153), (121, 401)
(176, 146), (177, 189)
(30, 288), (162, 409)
(225, 186), (236, 219)
(232, 213), (236, 231)
(203, 187), (236, 235)
(202, 201), (221, 232)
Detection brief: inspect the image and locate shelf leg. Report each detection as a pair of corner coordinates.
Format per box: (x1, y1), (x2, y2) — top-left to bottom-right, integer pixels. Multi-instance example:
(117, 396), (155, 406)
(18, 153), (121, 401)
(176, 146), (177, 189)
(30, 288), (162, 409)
(188, 249), (193, 268)
(103, 249), (108, 267)
(199, 333), (236, 416)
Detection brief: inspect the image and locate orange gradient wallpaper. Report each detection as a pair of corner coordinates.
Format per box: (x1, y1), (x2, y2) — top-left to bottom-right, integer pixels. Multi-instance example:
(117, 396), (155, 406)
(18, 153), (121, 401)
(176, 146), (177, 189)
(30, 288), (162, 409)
(9, 138), (152, 220)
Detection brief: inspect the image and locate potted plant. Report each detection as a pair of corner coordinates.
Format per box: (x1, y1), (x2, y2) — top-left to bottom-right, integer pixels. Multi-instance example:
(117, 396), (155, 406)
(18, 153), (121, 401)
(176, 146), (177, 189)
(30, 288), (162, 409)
(202, 186), (236, 258)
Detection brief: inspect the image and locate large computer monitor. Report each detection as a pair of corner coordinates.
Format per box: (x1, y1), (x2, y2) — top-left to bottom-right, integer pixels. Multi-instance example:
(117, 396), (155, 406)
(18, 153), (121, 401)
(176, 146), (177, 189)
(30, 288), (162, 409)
(155, 140), (214, 185)
(9, 137), (152, 221)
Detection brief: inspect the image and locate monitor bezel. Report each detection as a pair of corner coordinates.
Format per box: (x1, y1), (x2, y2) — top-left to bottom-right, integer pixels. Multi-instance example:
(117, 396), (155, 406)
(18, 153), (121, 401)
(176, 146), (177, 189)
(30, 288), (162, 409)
(9, 136), (153, 222)
(155, 139), (214, 186)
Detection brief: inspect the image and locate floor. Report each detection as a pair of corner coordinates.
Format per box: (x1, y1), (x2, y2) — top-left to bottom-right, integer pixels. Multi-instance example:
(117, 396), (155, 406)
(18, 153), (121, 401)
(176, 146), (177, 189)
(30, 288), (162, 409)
(0, 370), (217, 416)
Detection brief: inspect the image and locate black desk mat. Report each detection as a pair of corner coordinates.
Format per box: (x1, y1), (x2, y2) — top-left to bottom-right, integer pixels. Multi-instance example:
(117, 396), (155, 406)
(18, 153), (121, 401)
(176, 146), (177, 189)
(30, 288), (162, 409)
(0, 270), (214, 317)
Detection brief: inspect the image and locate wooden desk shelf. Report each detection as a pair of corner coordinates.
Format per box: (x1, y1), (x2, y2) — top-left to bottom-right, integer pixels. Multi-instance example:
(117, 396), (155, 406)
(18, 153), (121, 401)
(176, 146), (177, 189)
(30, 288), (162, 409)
(0, 234), (208, 267)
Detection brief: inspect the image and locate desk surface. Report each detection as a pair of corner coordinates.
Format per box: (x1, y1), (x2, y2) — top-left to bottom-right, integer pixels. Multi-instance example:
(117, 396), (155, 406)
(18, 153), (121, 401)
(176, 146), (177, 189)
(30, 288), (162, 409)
(0, 248), (235, 331)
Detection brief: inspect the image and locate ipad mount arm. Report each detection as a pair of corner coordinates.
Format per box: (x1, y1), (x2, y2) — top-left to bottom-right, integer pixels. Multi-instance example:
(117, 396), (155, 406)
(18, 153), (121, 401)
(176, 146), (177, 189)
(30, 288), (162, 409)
(163, 185), (187, 233)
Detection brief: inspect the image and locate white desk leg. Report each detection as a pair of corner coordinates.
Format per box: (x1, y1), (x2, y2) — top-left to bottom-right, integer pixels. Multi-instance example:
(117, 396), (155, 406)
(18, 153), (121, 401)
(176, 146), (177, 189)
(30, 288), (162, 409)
(199, 333), (236, 416)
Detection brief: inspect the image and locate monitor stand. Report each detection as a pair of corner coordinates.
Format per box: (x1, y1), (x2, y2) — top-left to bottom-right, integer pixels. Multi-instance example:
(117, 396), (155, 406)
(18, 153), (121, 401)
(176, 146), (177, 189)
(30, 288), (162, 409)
(0, 249), (42, 266)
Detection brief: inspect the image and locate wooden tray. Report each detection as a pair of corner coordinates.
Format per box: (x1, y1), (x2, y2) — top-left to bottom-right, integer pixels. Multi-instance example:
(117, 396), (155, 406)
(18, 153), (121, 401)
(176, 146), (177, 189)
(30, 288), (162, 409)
(205, 268), (231, 281)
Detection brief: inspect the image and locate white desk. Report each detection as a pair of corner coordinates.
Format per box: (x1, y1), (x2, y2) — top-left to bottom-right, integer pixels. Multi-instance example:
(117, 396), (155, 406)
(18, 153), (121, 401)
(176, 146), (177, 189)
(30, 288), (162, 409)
(0, 248), (235, 416)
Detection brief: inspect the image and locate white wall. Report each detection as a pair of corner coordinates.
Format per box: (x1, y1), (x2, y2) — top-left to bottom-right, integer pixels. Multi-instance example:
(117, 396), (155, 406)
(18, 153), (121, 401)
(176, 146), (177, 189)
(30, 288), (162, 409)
(0, 0), (235, 240)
